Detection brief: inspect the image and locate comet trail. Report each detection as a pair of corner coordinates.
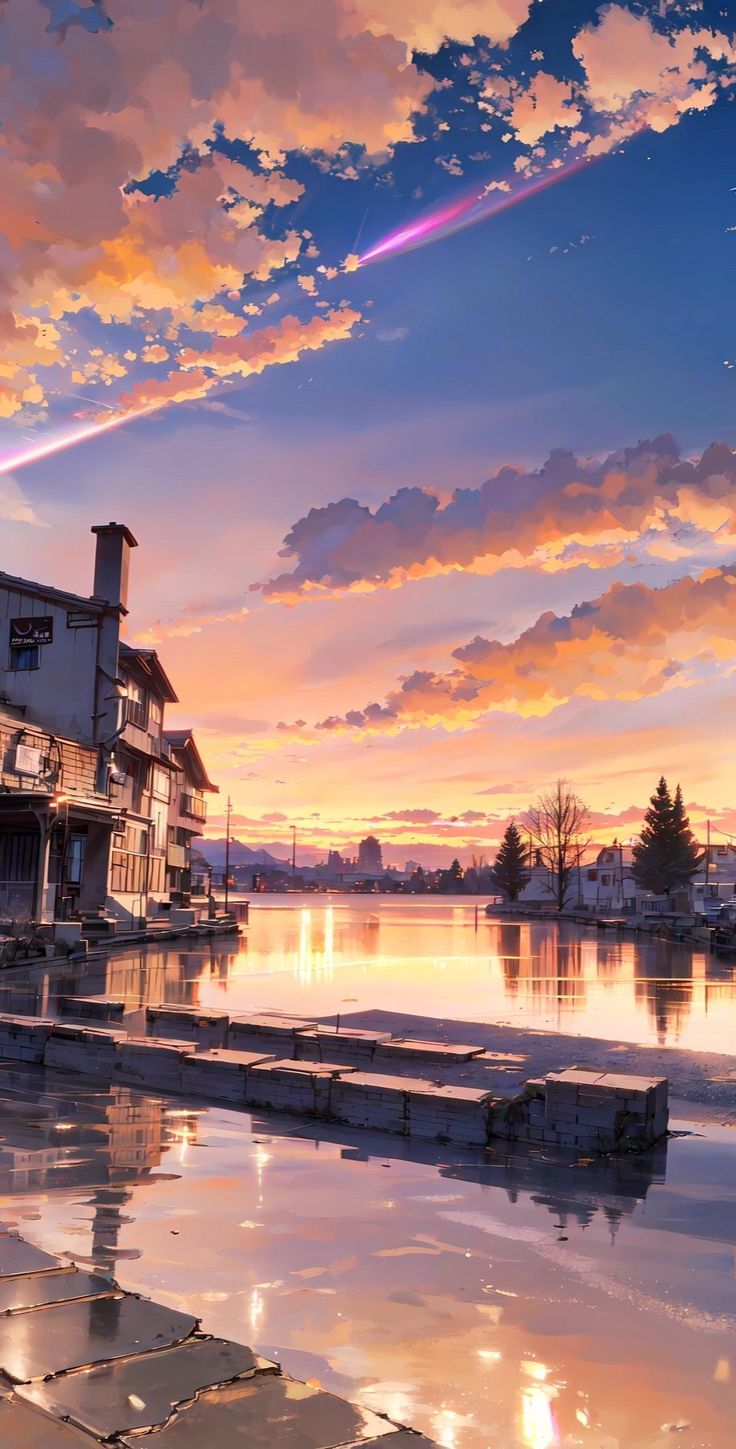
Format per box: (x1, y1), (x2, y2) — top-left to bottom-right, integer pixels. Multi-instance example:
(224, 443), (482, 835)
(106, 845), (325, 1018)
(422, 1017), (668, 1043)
(0, 401), (165, 479)
(0, 157), (588, 479)
(358, 155), (590, 266)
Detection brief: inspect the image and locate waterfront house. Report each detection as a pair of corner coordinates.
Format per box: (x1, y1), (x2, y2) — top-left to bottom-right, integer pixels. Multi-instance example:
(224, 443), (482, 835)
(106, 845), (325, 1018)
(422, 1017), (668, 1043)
(0, 524), (217, 932)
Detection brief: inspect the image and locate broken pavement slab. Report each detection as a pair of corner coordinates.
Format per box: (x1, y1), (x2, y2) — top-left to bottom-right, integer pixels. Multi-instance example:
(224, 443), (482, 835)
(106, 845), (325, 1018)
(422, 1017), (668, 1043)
(0, 1397), (98, 1446)
(0, 1266), (113, 1315)
(0, 1234), (64, 1279)
(118, 1372), (400, 1448)
(0, 1293), (198, 1382)
(19, 1336), (261, 1438)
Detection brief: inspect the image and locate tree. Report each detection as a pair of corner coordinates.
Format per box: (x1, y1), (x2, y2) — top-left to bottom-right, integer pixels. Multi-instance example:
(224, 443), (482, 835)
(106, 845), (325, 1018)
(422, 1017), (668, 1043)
(525, 780), (590, 912)
(438, 858), (464, 893)
(491, 822), (529, 902)
(632, 777), (701, 896)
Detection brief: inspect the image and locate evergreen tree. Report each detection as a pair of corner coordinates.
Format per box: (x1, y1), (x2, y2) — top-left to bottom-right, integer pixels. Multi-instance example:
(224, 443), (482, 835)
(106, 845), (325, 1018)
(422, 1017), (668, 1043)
(492, 821), (529, 902)
(438, 858), (464, 893)
(632, 777), (701, 896)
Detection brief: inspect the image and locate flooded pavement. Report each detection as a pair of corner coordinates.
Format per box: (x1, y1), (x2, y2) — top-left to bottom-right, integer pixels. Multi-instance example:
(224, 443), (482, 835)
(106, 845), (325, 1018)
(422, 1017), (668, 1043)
(1, 897), (734, 1054)
(0, 1062), (734, 1447)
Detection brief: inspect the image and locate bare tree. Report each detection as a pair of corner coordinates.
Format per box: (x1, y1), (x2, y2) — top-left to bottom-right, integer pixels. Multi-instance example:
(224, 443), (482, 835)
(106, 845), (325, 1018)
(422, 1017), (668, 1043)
(525, 780), (590, 912)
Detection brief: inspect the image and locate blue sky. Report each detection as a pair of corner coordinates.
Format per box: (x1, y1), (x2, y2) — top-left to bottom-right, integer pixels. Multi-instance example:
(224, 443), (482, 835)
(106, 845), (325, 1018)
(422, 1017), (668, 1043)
(2, 0), (736, 861)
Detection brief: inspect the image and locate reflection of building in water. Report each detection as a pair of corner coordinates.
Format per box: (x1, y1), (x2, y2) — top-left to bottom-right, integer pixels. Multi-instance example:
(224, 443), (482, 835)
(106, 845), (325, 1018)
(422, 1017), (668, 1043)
(0, 1068), (195, 1277)
(497, 923), (522, 995)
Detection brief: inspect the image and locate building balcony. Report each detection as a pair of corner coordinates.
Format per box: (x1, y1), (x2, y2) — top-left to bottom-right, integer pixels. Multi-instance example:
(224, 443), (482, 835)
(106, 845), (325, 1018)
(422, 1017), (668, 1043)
(180, 793), (207, 822)
(167, 843), (188, 869)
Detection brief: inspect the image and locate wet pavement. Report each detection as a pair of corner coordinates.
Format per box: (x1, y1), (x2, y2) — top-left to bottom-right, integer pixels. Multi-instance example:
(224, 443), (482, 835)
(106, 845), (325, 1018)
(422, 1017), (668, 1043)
(0, 1061), (733, 1447)
(1, 897), (735, 1054)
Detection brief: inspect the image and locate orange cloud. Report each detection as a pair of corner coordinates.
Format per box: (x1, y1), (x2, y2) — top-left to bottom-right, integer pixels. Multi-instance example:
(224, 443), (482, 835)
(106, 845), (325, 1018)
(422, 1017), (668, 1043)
(258, 437), (736, 603)
(314, 562), (736, 734)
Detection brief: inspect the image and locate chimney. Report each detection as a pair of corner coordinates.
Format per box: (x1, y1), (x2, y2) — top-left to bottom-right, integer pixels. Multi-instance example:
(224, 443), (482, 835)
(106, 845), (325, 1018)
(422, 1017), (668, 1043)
(91, 522), (138, 612)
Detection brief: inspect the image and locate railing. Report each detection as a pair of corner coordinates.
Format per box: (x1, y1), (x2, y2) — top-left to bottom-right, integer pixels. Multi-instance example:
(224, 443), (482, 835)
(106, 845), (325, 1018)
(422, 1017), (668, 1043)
(181, 793), (207, 821)
(167, 843), (188, 869)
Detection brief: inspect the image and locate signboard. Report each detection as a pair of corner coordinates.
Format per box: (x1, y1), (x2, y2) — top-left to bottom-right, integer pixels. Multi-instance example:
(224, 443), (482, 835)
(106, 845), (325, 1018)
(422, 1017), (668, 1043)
(10, 617), (53, 648)
(13, 744), (43, 776)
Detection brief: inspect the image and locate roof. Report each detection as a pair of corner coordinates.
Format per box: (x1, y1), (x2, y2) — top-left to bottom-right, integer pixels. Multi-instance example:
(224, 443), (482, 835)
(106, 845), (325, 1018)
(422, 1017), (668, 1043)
(119, 644), (178, 704)
(164, 729), (218, 792)
(0, 570), (106, 617)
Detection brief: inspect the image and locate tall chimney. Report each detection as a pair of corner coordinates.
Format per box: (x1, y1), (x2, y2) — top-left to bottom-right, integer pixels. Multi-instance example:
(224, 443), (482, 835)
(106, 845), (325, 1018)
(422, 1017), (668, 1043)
(91, 522), (138, 613)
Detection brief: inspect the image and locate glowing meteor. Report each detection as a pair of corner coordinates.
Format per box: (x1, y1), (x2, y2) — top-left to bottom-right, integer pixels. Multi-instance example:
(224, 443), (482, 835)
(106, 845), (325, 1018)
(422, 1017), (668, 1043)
(359, 156), (590, 266)
(0, 401), (164, 479)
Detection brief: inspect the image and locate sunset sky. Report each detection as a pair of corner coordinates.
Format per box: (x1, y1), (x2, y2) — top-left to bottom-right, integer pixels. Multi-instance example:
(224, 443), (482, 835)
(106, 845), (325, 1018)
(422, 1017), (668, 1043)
(2, 0), (736, 865)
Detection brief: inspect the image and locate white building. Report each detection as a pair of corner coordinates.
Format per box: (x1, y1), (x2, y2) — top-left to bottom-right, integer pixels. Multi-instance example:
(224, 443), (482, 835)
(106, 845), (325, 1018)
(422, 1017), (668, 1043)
(0, 523), (217, 930)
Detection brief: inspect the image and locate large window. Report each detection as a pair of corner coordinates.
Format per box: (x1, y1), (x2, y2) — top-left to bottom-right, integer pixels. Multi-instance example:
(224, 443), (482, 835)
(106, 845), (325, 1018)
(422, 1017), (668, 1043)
(124, 678), (147, 729)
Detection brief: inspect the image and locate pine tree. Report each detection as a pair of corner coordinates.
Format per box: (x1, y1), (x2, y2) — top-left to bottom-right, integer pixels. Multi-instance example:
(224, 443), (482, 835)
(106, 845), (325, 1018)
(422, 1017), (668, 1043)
(669, 785), (702, 890)
(492, 821), (529, 902)
(632, 777), (701, 896)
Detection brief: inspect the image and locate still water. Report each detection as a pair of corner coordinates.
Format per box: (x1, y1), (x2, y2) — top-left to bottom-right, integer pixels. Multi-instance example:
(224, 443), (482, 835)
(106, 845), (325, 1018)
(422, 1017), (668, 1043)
(0, 1066), (734, 1449)
(3, 896), (735, 1052)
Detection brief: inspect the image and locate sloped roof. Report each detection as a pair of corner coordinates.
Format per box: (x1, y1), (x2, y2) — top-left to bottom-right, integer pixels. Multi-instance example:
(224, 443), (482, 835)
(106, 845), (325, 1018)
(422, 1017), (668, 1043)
(164, 729), (218, 792)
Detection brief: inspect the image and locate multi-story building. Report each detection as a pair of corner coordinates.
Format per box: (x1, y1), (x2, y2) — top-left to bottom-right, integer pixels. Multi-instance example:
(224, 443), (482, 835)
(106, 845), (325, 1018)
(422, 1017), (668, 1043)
(0, 523), (217, 930)
(357, 834), (383, 874)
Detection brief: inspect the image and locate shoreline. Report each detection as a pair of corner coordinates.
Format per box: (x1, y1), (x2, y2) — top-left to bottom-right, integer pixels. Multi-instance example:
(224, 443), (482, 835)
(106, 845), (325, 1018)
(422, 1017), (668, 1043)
(330, 1006), (736, 1119)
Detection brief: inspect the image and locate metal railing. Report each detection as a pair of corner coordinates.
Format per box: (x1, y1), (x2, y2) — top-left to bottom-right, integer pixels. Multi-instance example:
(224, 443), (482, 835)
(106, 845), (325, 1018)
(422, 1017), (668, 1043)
(181, 793), (207, 821)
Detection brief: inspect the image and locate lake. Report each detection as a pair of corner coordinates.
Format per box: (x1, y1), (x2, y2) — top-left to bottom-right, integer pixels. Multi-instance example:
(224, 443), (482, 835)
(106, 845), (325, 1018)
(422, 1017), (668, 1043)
(2, 895), (735, 1053)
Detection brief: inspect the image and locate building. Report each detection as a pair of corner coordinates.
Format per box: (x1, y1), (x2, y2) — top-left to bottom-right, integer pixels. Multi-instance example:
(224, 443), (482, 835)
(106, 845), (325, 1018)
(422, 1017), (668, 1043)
(0, 523), (216, 930)
(357, 835), (383, 873)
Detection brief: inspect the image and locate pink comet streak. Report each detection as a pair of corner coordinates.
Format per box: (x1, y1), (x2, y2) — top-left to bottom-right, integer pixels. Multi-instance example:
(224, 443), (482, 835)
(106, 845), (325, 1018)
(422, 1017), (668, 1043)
(0, 400), (166, 479)
(359, 156), (591, 266)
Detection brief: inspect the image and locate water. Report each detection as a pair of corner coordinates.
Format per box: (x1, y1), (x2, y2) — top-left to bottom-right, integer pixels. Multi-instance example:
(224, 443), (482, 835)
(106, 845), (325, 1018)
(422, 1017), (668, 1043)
(0, 1065), (734, 1448)
(2, 896), (735, 1052)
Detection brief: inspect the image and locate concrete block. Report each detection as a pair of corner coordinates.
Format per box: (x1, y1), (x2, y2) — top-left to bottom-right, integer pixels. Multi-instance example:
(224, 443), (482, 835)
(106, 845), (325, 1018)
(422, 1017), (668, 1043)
(181, 1048), (274, 1103)
(0, 1015), (55, 1064)
(227, 1014), (317, 1053)
(375, 1039), (486, 1067)
(112, 1038), (193, 1092)
(245, 1059), (354, 1116)
(146, 1005), (228, 1048)
(294, 1026), (393, 1064)
(59, 996), (126, 1023)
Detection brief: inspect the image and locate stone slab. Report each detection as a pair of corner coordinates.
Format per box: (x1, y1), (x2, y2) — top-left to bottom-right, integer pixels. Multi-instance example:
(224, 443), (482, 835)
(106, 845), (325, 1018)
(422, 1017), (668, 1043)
(58, 996), (126, 1022)
(20, 1336), (257, 1438)
(0, 1293), (197, 1382)
(146, 1006), (229, 1048)
(0, 1235), (63, 1279)
(0, 1398), (96, 1446)
(119, 1371), (398, 1447)
(375, 1040), (485, 1065)
(0, 1267), (113, 1315)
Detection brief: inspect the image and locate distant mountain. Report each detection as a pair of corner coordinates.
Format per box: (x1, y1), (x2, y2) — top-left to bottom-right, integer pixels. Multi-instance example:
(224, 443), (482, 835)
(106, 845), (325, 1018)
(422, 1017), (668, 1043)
(201, 837), (325, 869)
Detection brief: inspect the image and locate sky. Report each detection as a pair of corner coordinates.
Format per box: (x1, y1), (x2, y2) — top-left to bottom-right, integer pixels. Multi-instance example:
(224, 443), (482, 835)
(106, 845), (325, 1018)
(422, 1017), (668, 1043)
(2, 0), (736, 866)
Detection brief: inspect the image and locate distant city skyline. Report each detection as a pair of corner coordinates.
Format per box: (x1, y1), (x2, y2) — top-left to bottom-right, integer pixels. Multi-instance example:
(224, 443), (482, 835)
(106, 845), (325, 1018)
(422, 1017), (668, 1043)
(3, 0), (735, 855)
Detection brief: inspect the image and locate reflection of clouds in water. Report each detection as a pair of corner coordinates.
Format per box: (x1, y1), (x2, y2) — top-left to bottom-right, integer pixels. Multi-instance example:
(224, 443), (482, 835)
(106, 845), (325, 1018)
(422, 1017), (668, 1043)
(442, 1211), (736, 1337)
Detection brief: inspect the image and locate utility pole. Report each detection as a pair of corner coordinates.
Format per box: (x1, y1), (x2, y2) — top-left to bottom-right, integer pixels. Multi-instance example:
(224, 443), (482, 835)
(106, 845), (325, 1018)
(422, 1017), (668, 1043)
(705, 818), (711, 899)
(292, 825), (297, 878)
(224, 795), (232, 910)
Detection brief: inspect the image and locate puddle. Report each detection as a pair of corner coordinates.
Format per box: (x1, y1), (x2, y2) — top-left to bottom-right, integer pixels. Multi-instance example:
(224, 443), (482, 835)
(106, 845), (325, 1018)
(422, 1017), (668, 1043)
(0, 1064), (733, 1446)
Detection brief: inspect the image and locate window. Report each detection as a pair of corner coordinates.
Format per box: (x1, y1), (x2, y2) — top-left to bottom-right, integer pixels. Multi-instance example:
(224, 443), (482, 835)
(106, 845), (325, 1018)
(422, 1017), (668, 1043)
(9, 645), (39, 671)
(124, 678), (147, 729)
(601, 873), (611, 886)
(65, 835), (86, 886)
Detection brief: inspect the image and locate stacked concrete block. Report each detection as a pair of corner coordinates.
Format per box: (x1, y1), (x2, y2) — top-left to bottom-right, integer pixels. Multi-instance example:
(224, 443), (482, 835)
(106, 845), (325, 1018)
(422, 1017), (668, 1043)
(112, 1038), (193, 1093)
(227, 1013), (316, 1054)
(374, 1038), (486, 1068)
(44, 1023), (125, 1078)
(58, 996), (126, 1025)
(146, 1005), (228, 1049)
(542, 1069), (668, 1150)
(180, 1048), (275, 1104)
(0, 1015), (56, 1064)
(407, 1083), (494, 1146)
(294, 1025), (394, 1065)
(244, 1058), (354, 1116)
(329, 1072), (423, 1135)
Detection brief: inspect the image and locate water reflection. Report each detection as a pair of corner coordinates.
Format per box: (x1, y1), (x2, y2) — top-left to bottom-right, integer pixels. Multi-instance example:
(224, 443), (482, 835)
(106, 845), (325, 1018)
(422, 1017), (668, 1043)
(0, 1066), (733, 1448)
(2, 896), (736, 1050)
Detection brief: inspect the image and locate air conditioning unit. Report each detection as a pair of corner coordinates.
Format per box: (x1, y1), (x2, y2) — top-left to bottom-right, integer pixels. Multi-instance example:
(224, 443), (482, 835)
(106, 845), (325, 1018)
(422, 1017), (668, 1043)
(13, 744), (42, 776)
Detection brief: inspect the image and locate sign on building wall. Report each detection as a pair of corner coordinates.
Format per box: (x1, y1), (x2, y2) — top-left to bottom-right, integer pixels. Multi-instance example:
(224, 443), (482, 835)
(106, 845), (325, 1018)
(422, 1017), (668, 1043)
(10, 617), (53, 647)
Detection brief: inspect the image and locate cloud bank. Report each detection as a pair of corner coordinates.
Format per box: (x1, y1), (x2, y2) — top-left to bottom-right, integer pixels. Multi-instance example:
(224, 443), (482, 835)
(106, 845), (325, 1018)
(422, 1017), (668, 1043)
(257, 437), (736, 603)
(313, 562), (736, 733)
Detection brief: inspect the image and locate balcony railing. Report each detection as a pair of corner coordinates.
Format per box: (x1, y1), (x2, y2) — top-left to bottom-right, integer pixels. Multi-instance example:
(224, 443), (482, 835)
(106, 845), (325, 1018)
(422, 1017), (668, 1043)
(181, 793), (207, 822)
(167, 843), (188, 869)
